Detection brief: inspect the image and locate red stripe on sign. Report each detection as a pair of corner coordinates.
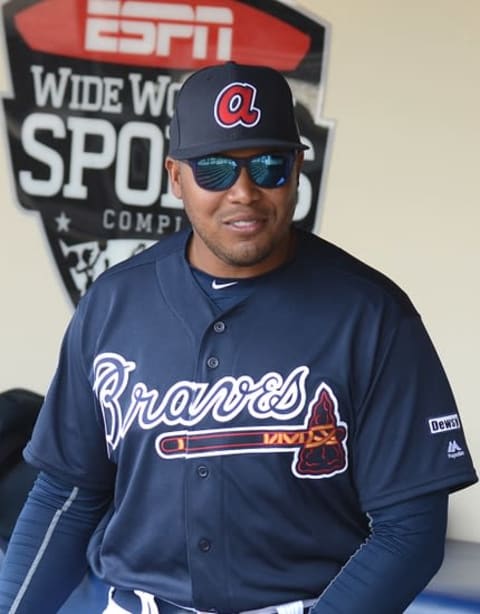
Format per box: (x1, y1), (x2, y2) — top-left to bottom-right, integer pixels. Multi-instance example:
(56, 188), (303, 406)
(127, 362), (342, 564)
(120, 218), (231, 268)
(14, 0), (310, 71)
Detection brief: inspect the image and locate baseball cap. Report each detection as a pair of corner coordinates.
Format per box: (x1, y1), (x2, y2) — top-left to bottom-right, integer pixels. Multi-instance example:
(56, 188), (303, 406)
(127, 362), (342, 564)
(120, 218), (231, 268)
(168, 61), (308, 159)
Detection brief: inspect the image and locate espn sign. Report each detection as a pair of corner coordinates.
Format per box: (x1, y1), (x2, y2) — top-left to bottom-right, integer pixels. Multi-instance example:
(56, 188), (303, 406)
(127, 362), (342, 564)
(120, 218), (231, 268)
(2, 0), (330, 306)
(85, 1), (233, 62)
(13, 0), (310, 71)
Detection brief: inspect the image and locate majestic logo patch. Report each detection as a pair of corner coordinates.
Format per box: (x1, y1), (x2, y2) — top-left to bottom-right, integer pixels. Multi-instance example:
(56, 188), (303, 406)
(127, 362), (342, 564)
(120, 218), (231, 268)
(214, 82), (260, 128)
(447, 440), (464, 459)
(93, 353), (348, 479)
(428, 414), (461, 434)
(1, 0), (333, 306)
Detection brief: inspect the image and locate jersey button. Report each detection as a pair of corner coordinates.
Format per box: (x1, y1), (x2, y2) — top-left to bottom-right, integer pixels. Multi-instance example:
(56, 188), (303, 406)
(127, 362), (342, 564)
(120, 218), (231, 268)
(213, 321), (225, 333)
(197, 465), (209, 478)
(207, 356), (219, 369)
(198, 538), (211, 552)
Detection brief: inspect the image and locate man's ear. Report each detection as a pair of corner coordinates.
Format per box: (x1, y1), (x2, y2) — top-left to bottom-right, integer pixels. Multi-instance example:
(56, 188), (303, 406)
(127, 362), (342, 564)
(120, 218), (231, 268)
(165, 156), (183, 198)
(296, 149), (305, 178)
(295, 150), (304, 186)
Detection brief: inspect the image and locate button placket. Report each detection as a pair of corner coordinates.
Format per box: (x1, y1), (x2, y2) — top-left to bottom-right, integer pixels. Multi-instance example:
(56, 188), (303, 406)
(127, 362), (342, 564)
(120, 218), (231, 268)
(207, 356), (219, 369)
(213, 321), (225, 333)
(198, 538), (211, 552)
(197, 465), (209, 478)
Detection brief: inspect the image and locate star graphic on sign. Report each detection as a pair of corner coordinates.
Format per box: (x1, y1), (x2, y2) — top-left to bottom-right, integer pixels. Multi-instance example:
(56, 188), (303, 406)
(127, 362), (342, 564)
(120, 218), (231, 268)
(55, 211), (72, 233)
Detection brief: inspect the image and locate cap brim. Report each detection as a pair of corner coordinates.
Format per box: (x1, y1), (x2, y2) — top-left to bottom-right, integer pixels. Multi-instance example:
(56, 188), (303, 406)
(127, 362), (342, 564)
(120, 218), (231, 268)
(169, 138), (309, 160)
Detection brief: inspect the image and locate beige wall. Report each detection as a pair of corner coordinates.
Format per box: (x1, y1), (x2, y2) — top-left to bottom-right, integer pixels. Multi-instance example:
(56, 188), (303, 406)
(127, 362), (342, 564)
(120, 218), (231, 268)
(1, 1), (479, 541)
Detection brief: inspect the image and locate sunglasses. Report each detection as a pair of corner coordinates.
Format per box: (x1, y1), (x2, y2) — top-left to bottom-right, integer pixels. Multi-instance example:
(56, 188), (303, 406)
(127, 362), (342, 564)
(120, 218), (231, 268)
(184, 151), (296, 192)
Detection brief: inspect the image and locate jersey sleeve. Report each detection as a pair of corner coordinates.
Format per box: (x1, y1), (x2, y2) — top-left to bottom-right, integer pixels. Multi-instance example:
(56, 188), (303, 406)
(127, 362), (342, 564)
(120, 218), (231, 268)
(352, 312), (477, 511)
(24, 297), (116, 490)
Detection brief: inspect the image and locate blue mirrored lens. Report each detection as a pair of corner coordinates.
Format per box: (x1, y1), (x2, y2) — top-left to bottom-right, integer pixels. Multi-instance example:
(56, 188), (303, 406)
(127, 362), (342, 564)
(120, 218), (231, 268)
(188, 152), (294, 191)
(249, 154), (292, 188)
(194, 157), (239, 191)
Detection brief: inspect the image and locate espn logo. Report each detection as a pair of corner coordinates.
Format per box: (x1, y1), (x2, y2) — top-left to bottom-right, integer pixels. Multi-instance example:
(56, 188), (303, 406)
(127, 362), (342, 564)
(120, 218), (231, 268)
(428, 414), (461, 434)
(13, 0), (310, 70)
(85, 0), (233, 60)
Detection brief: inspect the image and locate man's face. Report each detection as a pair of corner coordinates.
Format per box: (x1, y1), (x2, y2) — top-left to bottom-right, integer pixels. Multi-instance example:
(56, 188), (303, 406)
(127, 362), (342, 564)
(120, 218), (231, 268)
(165, 148), (303, 278)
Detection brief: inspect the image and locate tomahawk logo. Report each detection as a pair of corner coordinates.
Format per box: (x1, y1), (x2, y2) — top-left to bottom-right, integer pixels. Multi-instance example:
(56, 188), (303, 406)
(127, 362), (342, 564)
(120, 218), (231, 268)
(1, 0), (332, 306)
(157, 382), (348, 479)
(92, 351), (347, 479)
(214, 82), (261, 128)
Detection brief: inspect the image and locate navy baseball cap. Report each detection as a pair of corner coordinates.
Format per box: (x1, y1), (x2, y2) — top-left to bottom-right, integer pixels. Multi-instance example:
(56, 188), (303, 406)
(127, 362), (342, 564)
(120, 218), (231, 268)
(168, 61), (308, 159)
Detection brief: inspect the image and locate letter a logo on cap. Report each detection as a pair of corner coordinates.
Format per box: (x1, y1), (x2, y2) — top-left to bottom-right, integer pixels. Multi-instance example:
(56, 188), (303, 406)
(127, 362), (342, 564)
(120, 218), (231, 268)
(214, 82), (261, 128)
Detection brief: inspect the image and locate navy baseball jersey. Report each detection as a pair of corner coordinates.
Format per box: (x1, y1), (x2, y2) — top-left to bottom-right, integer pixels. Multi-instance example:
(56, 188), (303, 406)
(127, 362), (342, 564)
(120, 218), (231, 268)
(25, 229), (477, 612)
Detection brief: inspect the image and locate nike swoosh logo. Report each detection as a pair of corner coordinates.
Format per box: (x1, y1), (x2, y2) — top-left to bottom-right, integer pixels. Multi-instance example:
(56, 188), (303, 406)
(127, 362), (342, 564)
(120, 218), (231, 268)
(211, 280), (239, 290)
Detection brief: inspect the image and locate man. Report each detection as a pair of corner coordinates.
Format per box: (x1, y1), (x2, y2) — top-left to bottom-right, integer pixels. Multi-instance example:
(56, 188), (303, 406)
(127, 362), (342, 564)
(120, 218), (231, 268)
(0, 62), (477, 614)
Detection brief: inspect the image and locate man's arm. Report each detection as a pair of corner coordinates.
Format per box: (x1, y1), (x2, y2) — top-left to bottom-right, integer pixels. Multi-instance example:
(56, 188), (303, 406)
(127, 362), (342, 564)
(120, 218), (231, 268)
(0, 471), (111, 613)
(312, 490), (448, 613)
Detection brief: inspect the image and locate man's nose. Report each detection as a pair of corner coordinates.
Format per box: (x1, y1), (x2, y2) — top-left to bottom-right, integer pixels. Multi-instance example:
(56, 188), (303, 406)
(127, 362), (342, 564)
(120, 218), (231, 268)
(227, 168), (260, 203)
